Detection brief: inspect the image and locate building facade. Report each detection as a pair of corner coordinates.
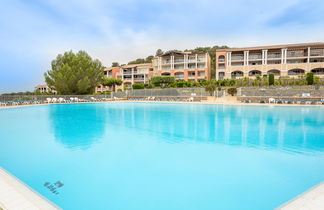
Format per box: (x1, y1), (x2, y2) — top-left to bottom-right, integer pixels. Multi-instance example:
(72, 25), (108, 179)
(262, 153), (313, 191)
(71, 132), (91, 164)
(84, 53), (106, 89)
(35, 84), (55, 93)
(95, 67), (121, 93)
(215, 42), (324, 79)
(153, 51), (211, 82)
(118, 63), (154, 89)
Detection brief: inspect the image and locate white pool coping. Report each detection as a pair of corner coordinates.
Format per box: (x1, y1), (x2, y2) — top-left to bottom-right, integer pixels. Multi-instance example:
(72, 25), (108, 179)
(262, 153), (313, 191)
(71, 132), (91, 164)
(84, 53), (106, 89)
(0, 168), (60, 210)
(278, 182), (324, 210)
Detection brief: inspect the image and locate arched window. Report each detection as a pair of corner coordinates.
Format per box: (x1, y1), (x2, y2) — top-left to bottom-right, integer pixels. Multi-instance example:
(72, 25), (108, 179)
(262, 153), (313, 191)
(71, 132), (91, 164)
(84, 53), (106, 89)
(231, 71), (244, 77)
(288, 69), (305, 75)
(249, 70), (262, 76)
(311, 68), (324, 75)
(267, 69), (280, 76)
(218, 55), (225, 62)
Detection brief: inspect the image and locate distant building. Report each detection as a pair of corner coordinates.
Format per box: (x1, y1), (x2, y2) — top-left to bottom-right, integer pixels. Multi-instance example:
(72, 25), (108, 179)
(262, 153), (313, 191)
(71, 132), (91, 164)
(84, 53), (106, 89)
(118, 63), (154, 89)
(152, 50), (211, 82)
(35, 84), (54, 93)
(96, 67), (122, 93)
(215, 42), (324, 79)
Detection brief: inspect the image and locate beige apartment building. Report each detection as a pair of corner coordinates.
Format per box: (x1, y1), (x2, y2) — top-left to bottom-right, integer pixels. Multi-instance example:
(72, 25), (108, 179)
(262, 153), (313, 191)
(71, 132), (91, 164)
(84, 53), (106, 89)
(153, 51), (211, 81)
(118, 63), (154, 89)
(215, 42), (324, 79)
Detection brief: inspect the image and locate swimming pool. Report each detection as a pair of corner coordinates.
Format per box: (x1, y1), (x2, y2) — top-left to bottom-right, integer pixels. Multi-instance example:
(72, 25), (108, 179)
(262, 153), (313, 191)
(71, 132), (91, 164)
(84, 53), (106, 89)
(0, 103), (323, 210)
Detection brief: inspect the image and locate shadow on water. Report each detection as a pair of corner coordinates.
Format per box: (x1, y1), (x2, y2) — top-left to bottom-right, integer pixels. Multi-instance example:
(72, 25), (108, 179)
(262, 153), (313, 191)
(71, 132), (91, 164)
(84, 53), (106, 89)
(106, 103), (324, 155)
(48, 104), (107, 150)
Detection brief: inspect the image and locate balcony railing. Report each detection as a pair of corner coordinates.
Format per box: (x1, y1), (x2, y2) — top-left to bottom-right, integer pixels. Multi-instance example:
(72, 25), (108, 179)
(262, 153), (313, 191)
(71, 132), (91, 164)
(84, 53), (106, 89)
(249, 55), (262, 60)
(310, 49), (324, 56)
(231, 57), (244, 61)
(287, 51), (306, 57)
(134, 78), (145, 81)
(267, 54), (281, 59)
(218, 58), (225, 62)
(175, 76), (184, 79)
(174, 59), (184, 63)
(123, 71), (132, 74)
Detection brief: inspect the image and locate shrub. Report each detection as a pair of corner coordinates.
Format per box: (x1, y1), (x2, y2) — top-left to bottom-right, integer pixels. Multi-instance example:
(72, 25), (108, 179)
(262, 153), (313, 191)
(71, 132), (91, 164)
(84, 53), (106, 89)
(227, 87), (237, 96)
(268, 74), (274, 85)
(132, 84), (145, 89)
(149, 76), (175, 88)
(306, 72), (314, 85)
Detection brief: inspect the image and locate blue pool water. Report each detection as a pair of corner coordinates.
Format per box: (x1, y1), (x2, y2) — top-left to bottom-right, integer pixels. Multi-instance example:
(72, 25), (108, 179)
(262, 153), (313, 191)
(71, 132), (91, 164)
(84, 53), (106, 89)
(0, 103), (324, 210)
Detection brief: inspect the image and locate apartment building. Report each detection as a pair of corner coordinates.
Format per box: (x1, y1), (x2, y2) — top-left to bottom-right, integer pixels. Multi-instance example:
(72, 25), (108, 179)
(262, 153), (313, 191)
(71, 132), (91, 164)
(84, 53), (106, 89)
(118, 63), (154, 89)
(35, 84), (54, 93)
(96, 67), (121, 92)
(152, 50), (211, 81)
(215, 42), (324, 79)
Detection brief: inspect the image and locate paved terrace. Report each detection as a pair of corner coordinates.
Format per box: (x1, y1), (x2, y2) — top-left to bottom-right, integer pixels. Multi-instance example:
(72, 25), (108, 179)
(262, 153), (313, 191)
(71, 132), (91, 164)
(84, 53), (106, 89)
(279, 182), (324, 210)
(0, 168), (60, 210)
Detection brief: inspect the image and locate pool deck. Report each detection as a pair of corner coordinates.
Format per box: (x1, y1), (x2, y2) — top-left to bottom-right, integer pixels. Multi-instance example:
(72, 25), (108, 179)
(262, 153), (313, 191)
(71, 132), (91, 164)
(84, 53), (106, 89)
(278, 182), (324, 210)
(1, 98), (324, 110)
(0, 168), (60, 210)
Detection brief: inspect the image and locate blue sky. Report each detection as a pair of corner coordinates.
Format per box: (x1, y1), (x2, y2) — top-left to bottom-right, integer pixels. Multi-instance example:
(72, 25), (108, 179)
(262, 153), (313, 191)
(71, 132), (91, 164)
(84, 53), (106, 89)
(1, 0), (324, 93)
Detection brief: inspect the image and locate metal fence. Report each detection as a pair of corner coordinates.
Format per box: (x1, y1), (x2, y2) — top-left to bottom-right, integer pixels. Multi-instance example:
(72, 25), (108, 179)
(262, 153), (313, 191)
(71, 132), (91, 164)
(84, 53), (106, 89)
(0, 94), (111, 103)
(0, 88), (219, 105)
(112, 88), (212, 100)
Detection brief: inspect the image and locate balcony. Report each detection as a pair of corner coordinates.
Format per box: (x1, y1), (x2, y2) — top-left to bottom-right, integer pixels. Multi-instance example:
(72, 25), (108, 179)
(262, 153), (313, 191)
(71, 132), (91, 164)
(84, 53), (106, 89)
(267, 53), (281, 59)
(231, 56), (244, 61)
(310, 49), (324, 57)
(188, 72), (195, 78)
(134, 77), (145, 81)
(174, 59), (184, 63)
(123, 71), (132, 75)
(162, 61), (171, 64)
(174, 65), (184, 69)
(218, 58), (225, 62)
(197, 72), (205, 77)
(197, 58), (206, 62)
(231, 62), (244, 66)
(287, 51), (306, 58)
(175, 72), (184, 80)
(249, 54), (262, 60)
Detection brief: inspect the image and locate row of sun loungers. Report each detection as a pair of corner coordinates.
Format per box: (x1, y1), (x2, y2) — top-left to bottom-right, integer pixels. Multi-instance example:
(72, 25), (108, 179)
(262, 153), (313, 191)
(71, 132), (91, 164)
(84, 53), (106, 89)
(128, 96), (195, 102)
(0, 97), (122, 107)
(242, 98), (324, 105)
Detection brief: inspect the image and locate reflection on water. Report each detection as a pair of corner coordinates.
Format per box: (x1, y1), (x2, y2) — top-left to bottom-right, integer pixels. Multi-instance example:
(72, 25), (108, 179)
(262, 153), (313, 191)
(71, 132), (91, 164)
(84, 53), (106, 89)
(48, 103), (324, 154)
(49, 104), (106, 149)
(102, 103), (324, 154)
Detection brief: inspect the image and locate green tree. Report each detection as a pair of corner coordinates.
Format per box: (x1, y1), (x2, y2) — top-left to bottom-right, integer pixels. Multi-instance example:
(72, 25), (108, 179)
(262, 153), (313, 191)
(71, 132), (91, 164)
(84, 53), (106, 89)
(227, 87), (237, 96)
(205, 79), (218, 96)
(155, 49), (164, 56)
(149, 76), (175, 88)
(306, 72), (314, 85)
(112, 62), (119, 67)
(132, 83), (145, 89)
(45, 51), (104, 94)
(102, 78), (122, 92)
(188, 45), (229, 78)
(268, 74), (275, 85)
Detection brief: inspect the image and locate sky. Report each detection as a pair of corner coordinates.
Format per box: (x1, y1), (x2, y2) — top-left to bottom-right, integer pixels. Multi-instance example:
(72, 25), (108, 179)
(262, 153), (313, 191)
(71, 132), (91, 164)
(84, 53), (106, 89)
(1, 0), (324, 93)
